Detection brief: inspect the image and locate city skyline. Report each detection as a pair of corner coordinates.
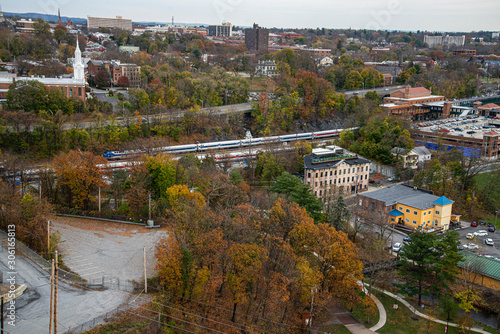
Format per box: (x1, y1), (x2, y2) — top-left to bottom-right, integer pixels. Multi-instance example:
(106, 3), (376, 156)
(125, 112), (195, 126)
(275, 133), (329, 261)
(4, 0), (500, 32)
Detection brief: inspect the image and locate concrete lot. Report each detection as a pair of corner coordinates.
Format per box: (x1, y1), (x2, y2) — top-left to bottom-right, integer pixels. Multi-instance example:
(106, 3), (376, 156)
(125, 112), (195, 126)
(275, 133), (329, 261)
(49, 215), (168, 285)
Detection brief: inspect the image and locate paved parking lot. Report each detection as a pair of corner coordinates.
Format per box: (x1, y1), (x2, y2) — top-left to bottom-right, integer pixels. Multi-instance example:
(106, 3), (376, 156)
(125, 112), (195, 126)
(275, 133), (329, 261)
(455, 224), (500, 260)
(414, 116), (499, 139)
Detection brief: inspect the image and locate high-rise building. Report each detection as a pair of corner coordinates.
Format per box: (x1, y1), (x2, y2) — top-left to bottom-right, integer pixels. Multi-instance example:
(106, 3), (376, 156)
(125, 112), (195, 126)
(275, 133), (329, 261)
(424, 35), (465, 47)
(87, 15), (132, 31)
(245, 23), (269, 52)
(208, 22), (232, 37)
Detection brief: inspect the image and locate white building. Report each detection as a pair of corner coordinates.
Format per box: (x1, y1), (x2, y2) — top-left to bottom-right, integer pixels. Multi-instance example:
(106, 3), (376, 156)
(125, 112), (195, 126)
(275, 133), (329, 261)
(256, 60), (278, 77)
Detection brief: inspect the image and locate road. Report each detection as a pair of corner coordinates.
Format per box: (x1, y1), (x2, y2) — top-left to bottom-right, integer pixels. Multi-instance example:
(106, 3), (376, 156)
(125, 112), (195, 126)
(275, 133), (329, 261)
(342, 85), (405, 98)
(0, 243), (128, 334)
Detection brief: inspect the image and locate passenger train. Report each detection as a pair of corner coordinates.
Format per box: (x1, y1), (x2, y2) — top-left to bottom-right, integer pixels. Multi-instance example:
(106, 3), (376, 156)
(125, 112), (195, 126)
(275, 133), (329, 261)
(103, 128), (355, 160)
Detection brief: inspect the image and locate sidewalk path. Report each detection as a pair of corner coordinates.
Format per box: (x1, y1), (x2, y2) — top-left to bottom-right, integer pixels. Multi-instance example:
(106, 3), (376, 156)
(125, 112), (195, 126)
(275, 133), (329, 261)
(371, 286), (491, 334)
(325, 303), (378, 334)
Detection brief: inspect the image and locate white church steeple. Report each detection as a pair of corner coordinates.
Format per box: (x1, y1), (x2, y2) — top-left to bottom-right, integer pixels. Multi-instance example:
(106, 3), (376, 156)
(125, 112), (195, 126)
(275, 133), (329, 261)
(73, 37), (85, 82)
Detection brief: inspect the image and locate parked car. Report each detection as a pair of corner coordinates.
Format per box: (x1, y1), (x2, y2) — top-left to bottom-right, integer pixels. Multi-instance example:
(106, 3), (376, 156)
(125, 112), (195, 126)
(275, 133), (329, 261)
(403, 236), (412, 242)
(489, 225), (496, 232)
(474, 230), (488, 237)
(470, 221), (478, 227)
(485, 238), (494, 246)
(464, 243), (479, 250)
(479, 220), (487, 226)
(466, 233), (474, 240)
(392, 243), (402, 252)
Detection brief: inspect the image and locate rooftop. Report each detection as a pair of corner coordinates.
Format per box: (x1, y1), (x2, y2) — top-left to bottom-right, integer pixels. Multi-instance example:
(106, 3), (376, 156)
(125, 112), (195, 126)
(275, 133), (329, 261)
(396, 87), (431, 95)
(458, 252), (500, 282)
(360, 184), (450, 210)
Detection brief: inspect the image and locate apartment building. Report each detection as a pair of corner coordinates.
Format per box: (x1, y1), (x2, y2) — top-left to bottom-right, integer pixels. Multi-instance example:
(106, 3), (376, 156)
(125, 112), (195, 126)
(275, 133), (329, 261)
(245, 24), (269, 52)
(87, 16), (132, 31)
(303, 146), (371, 201)
(88, 60), (140, 87)
(208, 22), (232, 37)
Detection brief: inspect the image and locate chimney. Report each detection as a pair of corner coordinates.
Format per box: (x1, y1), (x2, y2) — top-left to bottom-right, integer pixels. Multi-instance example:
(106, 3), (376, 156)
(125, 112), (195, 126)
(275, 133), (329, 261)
(404, 85), (410, 98)
(442, 101), (452, 119)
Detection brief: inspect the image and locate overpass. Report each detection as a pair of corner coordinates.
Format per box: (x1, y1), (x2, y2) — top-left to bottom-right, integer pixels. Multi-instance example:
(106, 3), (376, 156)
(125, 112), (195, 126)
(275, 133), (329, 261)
(452, 94), (500, 107)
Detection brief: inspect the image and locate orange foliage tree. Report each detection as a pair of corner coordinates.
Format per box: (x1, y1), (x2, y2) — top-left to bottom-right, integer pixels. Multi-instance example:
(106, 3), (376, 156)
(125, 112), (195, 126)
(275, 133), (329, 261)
(52, 150), (108, 210)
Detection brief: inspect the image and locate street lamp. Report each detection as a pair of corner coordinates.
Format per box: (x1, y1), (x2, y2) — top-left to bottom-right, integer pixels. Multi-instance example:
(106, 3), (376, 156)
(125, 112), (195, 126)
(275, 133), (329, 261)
(445, 308), (451, 333)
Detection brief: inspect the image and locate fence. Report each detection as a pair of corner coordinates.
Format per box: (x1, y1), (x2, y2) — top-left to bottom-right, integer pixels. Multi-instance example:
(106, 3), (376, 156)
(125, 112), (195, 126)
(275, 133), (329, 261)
(0, 230), (138, 292)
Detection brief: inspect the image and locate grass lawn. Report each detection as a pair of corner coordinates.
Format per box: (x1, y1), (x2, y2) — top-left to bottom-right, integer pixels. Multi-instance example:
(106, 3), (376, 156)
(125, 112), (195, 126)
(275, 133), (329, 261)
(373, 290), (500, 334)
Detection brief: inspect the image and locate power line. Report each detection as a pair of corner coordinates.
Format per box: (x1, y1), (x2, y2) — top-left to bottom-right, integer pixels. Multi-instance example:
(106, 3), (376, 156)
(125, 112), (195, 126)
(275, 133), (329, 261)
(123, 310), (199, 334)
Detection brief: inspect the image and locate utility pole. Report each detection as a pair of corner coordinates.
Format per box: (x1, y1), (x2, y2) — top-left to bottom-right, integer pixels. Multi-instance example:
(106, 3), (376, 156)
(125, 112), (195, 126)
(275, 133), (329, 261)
(49, 259), (54, 334)
(143, 246), (147, 293)
(148, 194), (151, 221)
(309, 287), (317, 330)
(1, 296), (4, 334)
(47, 221), (51, 258)
(54, 251), (58, 334)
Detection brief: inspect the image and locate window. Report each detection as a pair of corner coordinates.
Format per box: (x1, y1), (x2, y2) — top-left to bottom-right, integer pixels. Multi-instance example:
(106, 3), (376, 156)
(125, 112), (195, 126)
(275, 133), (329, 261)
(405, 218), (409, 223)
(364, 185), (367, 189)
(424, 212), (426, 216)
(319, 190), (322, 196)
(334, 170), (337, 176)
(391, 218), (395, 222)
(413, 220), (417, 224)
(321, 172), (323, 177)
(78, 87), (82, 96)
(435, 210), (440, 215)
(343, 178), (345, 183)
(308, 172), (311, 178)
(69, 88), (73, 96)
(320, 181), (323, 186)
(357, 167), (360, 172)
(413, 211), (418, 215)
(343, 169), (346, 174)
(372, 203), (375, 210)
(359, 199), (362, 206)
(330, 171), (332, 176)
(347, 177), (350, 182)
(428, 220), (430, 224)
(428, 210), (432, 215)
(315, 173), (318, 178)
(365, 174), (368, 179)
(330, 180), (332, 184)
(315, 182), (317, 187)
(334, 179), (336, 184)
(399, 206), (403, 211)
(405, 209), (410, 213)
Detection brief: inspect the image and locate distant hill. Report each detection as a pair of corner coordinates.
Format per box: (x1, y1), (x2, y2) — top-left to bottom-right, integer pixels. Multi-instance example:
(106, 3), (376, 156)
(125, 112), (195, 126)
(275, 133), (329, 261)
(4, 12), (87, 24)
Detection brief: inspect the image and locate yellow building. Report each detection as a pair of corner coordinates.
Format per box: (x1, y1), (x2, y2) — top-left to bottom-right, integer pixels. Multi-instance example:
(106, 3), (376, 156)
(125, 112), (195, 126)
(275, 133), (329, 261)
(357, 184), (454, 232)
(458, 253), (500, 291)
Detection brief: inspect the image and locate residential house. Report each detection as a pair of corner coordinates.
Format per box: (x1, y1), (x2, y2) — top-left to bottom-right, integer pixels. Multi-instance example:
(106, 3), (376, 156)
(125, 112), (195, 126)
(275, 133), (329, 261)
(318, 56), (334, 67)
(391, 147), (418, 169)
(357, 184), (455, 232)
(412, 146), (432, 166)
(303, 146), (371, 201)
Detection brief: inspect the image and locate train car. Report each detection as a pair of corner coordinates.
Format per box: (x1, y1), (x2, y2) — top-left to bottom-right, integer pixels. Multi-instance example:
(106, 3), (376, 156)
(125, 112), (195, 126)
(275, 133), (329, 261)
(162, 144), (198, 154)
(199, 140), (241, 151)
(313, 129), (341, 138)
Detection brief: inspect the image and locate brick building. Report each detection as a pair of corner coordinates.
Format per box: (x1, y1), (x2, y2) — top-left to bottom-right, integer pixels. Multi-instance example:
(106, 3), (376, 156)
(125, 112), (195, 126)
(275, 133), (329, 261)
(303, 146), (370, 201)
(381, 86), (445, 120)
(302, 48), (331, 59)
(245, 24), (269, 52)
(88, 60), (140, 87)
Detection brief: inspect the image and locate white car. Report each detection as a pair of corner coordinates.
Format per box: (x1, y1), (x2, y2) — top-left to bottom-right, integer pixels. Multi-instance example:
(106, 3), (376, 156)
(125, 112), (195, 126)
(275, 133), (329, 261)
(485, 238), (494, 246)
(474, 230), (488, 237)
(392, 243), (402, 252)
(464, 243), (479, 250)
(466, 233), (474, 240)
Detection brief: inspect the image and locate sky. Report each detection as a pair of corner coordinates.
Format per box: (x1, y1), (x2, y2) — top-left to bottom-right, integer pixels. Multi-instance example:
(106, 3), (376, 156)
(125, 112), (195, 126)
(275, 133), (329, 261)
(5, 0), (500, 32)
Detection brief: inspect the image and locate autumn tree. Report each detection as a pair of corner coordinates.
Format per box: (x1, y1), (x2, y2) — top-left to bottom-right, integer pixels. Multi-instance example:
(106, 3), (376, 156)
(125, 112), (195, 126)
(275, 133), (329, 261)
(116, 75), (130, 87)
(52, 150), (109, 210)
